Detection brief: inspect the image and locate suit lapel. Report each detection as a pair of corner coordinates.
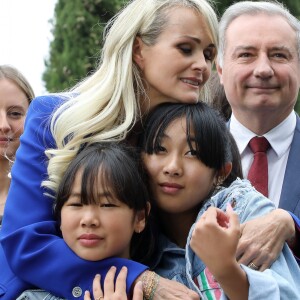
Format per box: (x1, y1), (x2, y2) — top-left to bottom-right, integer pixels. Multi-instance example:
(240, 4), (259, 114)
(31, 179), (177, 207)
(279, 115), (300, 216)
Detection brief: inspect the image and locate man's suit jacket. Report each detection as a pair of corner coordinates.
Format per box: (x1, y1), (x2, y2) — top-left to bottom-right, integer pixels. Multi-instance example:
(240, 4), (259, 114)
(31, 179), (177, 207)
(229, 114), (300, 263)
(228, 114), (300, 219)
(279, 115), (300, 218)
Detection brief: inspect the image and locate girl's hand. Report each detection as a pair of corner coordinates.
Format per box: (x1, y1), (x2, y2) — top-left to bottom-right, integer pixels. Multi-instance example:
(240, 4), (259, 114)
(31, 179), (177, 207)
(190, 204), (240, 279)
(84, 266), (143, 300)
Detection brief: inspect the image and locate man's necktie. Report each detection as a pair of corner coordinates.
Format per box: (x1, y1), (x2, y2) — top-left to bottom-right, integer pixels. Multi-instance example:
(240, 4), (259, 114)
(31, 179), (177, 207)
(247, 136), (270, 197)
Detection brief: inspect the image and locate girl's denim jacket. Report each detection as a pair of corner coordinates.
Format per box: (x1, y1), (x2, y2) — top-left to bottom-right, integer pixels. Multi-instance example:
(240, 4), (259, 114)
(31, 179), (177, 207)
(150, 179), (300, 300)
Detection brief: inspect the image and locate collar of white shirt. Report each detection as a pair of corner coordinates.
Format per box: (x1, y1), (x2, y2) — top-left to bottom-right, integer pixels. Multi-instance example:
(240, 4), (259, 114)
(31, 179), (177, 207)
(230, 111), (296, 159)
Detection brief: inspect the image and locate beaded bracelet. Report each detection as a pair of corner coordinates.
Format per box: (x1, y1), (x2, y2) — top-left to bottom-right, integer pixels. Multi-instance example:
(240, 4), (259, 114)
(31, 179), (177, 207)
(142, 271), (160, 300)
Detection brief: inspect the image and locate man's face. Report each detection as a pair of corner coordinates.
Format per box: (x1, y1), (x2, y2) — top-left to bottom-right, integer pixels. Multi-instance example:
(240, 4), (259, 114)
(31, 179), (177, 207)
(218, 14), (300, 124)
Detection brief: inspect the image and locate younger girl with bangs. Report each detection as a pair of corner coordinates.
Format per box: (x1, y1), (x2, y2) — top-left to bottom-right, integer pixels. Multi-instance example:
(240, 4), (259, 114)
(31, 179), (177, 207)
(17, 142), (151, 300)
(139, 102), (300, 300)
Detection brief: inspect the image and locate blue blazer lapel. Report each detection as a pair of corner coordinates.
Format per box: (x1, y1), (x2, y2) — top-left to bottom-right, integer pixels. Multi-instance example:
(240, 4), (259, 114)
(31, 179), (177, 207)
(279, 115), (300, 217)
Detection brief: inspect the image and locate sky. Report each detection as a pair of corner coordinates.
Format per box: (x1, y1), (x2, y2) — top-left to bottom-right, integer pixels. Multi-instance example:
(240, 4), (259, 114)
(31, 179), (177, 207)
(0, 0), (57, 96)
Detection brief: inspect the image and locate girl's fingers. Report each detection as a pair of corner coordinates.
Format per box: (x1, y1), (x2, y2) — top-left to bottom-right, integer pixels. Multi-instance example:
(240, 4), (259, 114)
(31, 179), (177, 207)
(226, 203), (240, 228)
(114, 266), (128, 292)
(88, 267), (130, 300)
(104, 266), (117, 294)
(204, 206), (230, 228)
(84, 290), (91, 300)
(92, 274), (103, 300)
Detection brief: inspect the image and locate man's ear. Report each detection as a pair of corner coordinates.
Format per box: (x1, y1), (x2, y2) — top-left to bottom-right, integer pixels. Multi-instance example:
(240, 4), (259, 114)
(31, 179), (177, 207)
(133, 37), (145, 70)
(216, 62), (224, 85)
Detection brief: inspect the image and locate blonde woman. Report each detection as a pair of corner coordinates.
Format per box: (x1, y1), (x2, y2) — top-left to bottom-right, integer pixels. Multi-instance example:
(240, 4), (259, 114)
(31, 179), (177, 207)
(0, 65), (34, 223)
(0, 0), (218, 299)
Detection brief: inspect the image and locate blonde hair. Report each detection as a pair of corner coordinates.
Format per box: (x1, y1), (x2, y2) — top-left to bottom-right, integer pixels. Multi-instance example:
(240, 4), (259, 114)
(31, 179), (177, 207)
(43, 0), (218, 194)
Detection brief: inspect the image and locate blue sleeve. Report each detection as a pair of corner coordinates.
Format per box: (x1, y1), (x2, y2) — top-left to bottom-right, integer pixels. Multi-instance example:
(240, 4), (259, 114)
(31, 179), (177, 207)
(240, 244), (300, 299)
(0, 95), (147, 299)
(288, 212), (300, 264)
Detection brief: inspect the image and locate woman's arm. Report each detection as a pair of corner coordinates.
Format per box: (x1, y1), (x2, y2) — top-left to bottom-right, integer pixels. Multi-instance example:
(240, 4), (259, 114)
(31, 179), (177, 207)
(0, 95), (147, 299)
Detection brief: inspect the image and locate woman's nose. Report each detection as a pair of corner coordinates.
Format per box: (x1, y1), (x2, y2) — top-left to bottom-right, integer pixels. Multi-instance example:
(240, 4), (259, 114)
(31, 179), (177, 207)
(192, 52), (208, 73)
(0, 112), (11, 133)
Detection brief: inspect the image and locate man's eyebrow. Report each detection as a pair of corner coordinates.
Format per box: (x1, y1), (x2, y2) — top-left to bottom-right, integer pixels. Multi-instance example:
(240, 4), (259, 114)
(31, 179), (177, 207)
(271, 45), (293, 54)
(232, 45), (256, 53)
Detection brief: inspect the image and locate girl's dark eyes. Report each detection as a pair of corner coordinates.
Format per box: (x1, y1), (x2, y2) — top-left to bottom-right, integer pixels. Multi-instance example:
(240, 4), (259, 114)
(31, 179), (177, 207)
(100, 203), (116, 208)
(185, 149), (198, 156)
(68, 202), (82, 207)
(154, 145), (167, 153)
(67, 202), (117, 208)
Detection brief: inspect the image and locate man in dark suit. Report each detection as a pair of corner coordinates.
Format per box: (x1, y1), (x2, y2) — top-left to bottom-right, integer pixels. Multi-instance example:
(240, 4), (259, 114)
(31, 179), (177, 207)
(217, 1), (300, 270)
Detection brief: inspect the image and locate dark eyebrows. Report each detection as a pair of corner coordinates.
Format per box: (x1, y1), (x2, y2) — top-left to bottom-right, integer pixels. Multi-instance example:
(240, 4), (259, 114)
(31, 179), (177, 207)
(97, 192), (113, 198)
(187, 136), (196, 145)
(156, 131), (168, 140)
(69, 192), (81, 198)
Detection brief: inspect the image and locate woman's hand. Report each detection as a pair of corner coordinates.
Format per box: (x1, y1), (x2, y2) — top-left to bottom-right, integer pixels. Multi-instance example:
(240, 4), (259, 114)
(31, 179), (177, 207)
(134, 270), (199, 300)
(237, 209), (296, 271)
(152, 276), (199, 300)
(84, 266), (143, 300)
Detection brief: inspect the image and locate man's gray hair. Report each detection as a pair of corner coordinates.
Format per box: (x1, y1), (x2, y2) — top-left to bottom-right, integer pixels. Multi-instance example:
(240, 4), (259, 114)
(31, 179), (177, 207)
(217, 1), (300, 67)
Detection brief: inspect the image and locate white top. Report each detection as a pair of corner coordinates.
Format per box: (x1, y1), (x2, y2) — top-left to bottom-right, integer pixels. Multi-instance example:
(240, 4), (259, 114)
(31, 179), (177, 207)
(230, 111), (296, 207)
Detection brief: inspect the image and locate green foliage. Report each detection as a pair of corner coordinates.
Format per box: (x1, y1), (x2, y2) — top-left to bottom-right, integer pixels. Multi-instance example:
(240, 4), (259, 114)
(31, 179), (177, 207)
(43, 0), (125, 92)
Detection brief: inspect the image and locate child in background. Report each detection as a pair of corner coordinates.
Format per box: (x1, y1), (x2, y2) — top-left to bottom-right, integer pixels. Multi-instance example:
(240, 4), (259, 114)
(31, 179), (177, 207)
(18, 142), (152, 300)
(139, 102), (300, 299)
